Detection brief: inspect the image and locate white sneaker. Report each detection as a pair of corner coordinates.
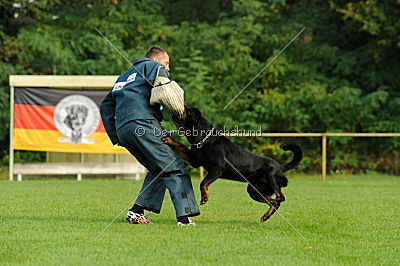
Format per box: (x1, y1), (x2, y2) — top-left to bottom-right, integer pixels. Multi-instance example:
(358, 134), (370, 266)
(177, 218), (196, 226)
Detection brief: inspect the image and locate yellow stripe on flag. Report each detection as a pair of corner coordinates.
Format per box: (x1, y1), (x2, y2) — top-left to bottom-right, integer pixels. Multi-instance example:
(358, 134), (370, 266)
(13, 128), (129, 154)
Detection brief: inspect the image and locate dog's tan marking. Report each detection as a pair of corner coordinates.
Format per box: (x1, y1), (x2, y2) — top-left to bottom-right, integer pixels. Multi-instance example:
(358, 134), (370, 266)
(162, 137), (190, 161)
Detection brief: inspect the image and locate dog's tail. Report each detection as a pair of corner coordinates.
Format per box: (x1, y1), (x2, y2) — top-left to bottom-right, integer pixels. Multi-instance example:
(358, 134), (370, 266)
(280, 144), (303, 172)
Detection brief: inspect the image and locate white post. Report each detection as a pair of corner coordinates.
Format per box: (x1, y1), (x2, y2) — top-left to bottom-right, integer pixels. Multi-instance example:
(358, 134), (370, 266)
(9, 86), (14, 181)
(17, 174), (22, 182)
(79, 154), (84, 181)
(115, 153), (119, 180)
(45, 152), (49, 179)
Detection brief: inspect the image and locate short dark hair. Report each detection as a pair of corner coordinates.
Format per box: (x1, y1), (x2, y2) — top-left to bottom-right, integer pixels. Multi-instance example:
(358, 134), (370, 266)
(145, 46), (169, 58)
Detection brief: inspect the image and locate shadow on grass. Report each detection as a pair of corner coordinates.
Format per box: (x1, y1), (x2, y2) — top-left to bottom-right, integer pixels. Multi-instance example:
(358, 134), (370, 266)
(2, 214), (267, 227)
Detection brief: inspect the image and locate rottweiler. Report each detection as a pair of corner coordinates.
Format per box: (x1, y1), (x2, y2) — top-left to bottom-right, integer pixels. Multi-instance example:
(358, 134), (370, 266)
(162, 106), (303, 221)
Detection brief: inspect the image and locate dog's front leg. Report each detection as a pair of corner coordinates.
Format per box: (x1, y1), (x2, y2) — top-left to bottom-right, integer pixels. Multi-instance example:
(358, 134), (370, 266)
(200, 169), (222, 205)
(162, 137), (202, 168)
(162, 137), (189, 159)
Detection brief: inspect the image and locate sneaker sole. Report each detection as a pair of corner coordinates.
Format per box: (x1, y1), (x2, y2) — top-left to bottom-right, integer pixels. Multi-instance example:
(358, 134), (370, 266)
(126, 217), (153, 224)
(126, 217), (139, 224)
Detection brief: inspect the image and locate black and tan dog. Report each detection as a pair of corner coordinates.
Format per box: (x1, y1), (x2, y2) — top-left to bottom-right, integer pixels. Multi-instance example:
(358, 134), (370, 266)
(162, 106), (303, 221)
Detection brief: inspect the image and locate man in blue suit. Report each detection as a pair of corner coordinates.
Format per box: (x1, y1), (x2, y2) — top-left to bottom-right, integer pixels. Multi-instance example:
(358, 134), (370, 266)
(100, 46), (199, 225)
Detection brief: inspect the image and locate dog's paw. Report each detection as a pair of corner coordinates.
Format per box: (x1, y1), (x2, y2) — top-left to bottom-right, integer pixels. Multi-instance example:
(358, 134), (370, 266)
(200, 197), (208, 205)
(161, 137), (174, 145)
(260, 210), (275, 222)
(260, 214), (271, 222)
(260, 203), (280, 222)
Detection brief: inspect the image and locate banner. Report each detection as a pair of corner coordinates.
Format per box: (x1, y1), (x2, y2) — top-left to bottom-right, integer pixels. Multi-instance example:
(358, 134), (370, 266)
(13, 87), (129, 154)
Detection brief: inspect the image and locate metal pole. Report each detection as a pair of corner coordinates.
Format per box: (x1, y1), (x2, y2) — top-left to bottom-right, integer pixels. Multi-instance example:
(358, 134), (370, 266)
(9, 86), (14, 181)
(322, 134), (327, 180)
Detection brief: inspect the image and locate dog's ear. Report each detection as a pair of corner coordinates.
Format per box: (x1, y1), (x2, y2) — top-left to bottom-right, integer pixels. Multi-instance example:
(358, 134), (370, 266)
(190, 107), (202, 121)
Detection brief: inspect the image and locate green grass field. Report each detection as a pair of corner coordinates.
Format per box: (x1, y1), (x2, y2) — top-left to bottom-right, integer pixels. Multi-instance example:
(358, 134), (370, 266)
(1, 174), (399, 265)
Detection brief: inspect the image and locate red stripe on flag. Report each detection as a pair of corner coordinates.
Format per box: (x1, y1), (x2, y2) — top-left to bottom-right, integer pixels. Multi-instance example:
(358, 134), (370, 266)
(97, 119), (106, 132)
(14, 104), (106, 132)
(14, 104), (56, 130)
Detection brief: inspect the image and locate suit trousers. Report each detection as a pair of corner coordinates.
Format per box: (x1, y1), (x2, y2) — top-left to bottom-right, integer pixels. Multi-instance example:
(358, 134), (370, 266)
(117, 119), (200, 217)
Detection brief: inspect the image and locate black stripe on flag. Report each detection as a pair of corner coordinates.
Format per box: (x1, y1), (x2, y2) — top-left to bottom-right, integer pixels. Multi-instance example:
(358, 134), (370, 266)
(14, 87), (109, 106)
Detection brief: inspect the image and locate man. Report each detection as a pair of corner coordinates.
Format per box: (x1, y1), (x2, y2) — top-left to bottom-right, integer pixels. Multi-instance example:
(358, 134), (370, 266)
(100, 46), (199, 225)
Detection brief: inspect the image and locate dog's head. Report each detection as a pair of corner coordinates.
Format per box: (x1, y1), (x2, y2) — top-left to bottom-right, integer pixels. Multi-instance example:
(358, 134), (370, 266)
(180, 105), (214, 143)
(182, 105), (203, 128)
(64, 105), (88, 131)
(186, 106), (202, 122)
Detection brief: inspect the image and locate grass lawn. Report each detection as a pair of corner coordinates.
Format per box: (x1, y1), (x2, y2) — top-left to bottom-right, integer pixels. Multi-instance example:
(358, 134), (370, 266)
(0, 174), (399, 265)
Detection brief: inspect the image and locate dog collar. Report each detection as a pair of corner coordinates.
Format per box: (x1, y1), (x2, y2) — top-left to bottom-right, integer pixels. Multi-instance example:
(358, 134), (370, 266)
(191, 128), (215, 149)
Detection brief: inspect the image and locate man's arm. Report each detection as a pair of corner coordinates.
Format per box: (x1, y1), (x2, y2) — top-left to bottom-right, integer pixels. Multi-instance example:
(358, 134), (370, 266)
(100, 90), (120, 145)
(153, 66), (170, 85)
(149, 66), (185, 119)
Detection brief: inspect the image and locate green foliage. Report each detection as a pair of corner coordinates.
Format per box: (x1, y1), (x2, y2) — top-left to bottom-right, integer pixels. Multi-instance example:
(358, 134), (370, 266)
(0, 0), (399, 173)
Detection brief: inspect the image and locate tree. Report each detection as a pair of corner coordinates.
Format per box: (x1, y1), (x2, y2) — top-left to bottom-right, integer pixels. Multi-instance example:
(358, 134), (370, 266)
(0, 0), (399, 174)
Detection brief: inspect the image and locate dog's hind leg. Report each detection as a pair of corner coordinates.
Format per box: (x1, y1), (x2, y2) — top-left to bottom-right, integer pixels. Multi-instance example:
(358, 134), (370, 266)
(259, 171), (286, 222)
(265, 170), (286, 204)
(247, 184), (280, 221)
(261, 202), (281, 222)
(200, 169), (223, 205)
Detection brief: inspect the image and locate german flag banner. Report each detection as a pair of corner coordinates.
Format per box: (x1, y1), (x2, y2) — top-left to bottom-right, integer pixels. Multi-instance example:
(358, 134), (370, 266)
(14, 87), (129, 154)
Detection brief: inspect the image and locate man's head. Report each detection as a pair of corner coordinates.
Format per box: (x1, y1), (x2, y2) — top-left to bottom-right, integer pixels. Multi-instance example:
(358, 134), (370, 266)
(146, 46), (170, 71)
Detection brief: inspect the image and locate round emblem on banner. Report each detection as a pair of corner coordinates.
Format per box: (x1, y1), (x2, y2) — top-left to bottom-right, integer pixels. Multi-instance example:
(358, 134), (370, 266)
(54, 95), (100, 144)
